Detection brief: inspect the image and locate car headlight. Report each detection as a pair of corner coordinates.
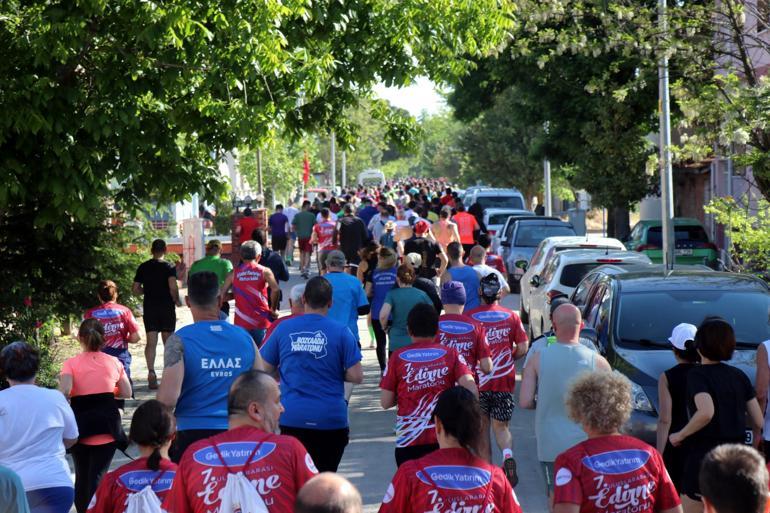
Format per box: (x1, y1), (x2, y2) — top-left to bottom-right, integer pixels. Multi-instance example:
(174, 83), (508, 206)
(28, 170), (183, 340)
(614, 371), (654, 413)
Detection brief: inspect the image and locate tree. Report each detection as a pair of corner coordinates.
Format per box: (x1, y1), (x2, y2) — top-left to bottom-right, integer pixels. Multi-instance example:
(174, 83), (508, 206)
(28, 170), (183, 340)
(0, 0), (514, 232)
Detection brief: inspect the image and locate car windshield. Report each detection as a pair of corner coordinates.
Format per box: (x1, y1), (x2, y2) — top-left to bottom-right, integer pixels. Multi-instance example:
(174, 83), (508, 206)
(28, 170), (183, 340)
(647, 226), (709, 245)
(489, 213), (518, 225)
(616, 290), (770, 348)
(477, 196), (524, 210)
(515, 225), (576, 247)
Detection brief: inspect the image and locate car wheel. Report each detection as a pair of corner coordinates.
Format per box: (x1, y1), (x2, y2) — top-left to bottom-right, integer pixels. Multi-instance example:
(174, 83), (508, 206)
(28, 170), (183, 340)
(519, 307), (529, 325)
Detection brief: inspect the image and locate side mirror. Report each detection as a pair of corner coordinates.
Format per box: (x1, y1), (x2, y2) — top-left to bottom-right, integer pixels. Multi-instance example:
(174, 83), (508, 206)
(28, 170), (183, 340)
(530, 275), (542, 288)
(515, 260), (529, 271)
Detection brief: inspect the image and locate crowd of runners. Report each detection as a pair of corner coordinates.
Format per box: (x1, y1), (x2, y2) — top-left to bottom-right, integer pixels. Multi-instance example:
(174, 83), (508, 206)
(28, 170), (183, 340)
(1, 180), (770, 513)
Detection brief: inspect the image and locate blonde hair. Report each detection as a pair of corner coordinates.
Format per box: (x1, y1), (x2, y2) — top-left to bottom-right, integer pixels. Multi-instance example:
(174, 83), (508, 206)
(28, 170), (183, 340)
(566, 371), (632, 435)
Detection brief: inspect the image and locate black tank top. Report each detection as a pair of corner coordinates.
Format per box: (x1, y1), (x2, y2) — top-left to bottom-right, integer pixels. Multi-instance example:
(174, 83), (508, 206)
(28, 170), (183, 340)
(665, 363), (696, 433)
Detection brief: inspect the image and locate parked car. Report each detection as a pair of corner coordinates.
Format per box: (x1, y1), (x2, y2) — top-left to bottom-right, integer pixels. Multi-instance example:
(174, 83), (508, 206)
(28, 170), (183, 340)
(527, 250), (652, 339)
(498, 218), (577, 291)
(625, 218), (719, 268)
(570, 269), (770, 443)
(462, 187), (527, 211)
(519, 236), (627, 324)
(483, 208), (534, 238)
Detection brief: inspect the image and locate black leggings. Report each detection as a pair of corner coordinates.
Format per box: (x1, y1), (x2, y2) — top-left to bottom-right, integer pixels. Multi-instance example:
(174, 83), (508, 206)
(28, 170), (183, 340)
(280, 426), (349, 473)
(71, 443), (116, 513)
(372, 319), (388, 371)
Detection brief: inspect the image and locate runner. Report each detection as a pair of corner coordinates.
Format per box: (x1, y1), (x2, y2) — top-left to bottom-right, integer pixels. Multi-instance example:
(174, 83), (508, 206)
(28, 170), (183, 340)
(260, 277), (363, 472)
(234, 207), (259, 247)
(466, 273), (528, 486)
(268, 204), (290, 261)
(311, 208), (338, 275)
(441, 242), (481, 311)
(292, 200), (317, 278)
(188, 240), (233, 317)
(452, 203), (480, 255)
(699, 445), (768, 513)
(432, 207), (460, 251)
(379, 387), (522, 513)
(296, 473), (363, 513)
(402, 220), (447, 282)
(553, 371), (682, 513)
(337, 204), (370, 274)
(476, 233), (507, 276)
(468, 245), (510, 296)
(221, 241), (280, 345)
(324, 250), (370, 346)
(132, 239), (182, 390)
(262, 283), (306, 343)
(366, 247), (398, 372)
(283, 200), (299, 266)
(156, 271), (262, 463)
(84, 280), (140, 393)
(380, 303), (477, 466)
(519, 303), (610, 505)
(87, 400), (177, 513)
(164, 370), (318, 512)
(437, 281), (492, 381)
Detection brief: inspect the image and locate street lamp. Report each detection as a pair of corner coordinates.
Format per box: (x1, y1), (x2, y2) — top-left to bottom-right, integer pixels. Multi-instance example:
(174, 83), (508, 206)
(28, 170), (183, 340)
(658, 0), (676, 271)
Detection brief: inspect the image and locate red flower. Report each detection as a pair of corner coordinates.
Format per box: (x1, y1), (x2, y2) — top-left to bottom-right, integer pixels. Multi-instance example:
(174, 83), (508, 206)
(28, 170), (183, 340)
(23, 296), (32, 307)
(34, 320), (43, 329)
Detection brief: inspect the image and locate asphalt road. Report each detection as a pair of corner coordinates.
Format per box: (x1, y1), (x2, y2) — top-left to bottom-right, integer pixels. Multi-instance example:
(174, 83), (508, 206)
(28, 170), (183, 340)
(100, 261), (549, 513)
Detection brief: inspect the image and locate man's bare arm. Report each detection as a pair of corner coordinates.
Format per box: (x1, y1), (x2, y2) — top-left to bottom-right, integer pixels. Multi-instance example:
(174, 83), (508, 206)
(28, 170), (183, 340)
(157, 334), (185, 407)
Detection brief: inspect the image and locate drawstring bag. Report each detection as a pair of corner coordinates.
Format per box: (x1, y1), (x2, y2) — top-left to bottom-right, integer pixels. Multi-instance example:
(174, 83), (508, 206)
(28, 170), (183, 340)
(126, 470), (167, 513)
(213, 439), (270, 513)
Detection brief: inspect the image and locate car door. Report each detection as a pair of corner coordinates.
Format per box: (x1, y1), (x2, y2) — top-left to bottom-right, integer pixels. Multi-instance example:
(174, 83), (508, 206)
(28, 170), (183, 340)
(530, 256), (560, 338)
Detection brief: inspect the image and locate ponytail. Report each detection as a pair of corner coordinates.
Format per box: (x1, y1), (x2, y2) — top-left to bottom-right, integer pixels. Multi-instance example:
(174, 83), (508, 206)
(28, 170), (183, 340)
(129, 400), (175, 471)
(673, 339), (700, 364)
(432, 387), (482, 453)
(78, 318), (105, 352)
(147, 447), (162, 472)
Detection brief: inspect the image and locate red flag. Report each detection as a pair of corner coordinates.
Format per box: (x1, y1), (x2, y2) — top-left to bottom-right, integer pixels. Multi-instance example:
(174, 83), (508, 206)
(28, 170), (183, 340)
(303, 152), (310, 184)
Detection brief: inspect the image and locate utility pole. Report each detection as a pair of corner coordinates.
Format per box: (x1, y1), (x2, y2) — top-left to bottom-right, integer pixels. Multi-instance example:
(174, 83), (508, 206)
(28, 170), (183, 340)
(341, 150), (347, 189)
(658, 0), (675, 271)
(330, 132), (336, 190)
(257, 147), (264, 208)
(544, 159), (552, 216)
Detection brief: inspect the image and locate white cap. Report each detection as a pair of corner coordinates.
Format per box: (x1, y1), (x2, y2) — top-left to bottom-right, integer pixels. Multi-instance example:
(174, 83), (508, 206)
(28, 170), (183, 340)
(668, 323), (697, 350)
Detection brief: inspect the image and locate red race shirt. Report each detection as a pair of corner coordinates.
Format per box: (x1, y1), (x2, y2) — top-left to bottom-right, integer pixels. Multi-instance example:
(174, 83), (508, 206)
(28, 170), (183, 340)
(233, 261), (272, 330)
(313, 221), (338, 251)
(238, 217), (259, 245)
(452, 212), (478, 245)
(379, 447), (522, 513)
(164, 426), (318, 513)
(84, 302), (140, 350)
(437, 313), (490, 381)
(88, 457), (177, 513)
(261, 313), (298, 347)
(466, 305), (527, 393)
(380, 341), (472, 448)
(553, 435), (681, 513)
(486, 254), (507, 276)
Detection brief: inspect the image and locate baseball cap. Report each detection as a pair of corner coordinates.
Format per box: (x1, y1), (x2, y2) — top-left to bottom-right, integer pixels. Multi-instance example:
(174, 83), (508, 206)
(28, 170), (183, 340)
(327, 250), (347, 268)
(480, 273), (501, 298)
(206, 239), (222, 250)
(441, 281), (466, 306)
(414, 220), (430, 235)
(405, 253), (422, 268)
(668, 323), (697, 351)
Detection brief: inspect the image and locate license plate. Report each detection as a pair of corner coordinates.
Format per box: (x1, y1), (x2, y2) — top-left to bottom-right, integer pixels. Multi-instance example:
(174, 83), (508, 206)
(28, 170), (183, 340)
(746, 429), (754, 445)
(675, 249), (693, 256)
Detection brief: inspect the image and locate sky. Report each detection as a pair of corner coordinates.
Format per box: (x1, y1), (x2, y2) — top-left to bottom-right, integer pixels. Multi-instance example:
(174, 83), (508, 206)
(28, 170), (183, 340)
(373, 76), (446, 116)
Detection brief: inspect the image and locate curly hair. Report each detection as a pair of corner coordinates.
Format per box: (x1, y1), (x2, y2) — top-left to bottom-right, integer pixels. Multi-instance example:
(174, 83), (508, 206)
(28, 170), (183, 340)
(566, 371), (632, 435)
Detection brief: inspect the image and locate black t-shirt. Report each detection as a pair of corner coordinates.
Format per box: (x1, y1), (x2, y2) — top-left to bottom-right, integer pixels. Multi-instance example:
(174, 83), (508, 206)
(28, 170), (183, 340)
(403, 236), (440, 279)
(686, 363), (755, 448)
(338, 216), (369, 259)
(412, 277), (442, 314)
(665, 363), (696, 435)
(133, 259), (176, 307)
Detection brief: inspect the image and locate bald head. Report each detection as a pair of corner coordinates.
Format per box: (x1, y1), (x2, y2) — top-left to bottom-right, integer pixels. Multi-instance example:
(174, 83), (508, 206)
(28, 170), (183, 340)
(552, 303), (582, 343)
(469, 245), (486, 265)
(295, 473), (362, 513)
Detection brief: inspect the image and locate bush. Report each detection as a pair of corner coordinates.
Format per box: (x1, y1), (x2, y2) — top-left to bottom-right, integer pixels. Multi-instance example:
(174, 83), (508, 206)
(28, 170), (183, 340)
(0, 206), (151, 386)
(704, 196), (770, 278)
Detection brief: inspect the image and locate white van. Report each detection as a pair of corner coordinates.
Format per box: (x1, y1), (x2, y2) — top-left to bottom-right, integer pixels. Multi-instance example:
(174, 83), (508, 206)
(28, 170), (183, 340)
(358, 169), (386, 188)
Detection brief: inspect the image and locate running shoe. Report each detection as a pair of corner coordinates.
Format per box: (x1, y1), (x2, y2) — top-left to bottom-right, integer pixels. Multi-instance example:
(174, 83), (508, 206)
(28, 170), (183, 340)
(502, 457), (518, 487)
(148, 371), (159, 390)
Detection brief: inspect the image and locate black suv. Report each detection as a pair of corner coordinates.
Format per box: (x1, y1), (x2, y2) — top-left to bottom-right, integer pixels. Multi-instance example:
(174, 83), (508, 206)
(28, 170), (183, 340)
(571, 269), (770, 443)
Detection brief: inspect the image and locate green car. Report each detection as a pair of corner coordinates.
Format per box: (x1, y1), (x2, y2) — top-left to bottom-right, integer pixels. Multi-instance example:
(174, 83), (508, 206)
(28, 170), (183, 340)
(625, 218), (719, 268)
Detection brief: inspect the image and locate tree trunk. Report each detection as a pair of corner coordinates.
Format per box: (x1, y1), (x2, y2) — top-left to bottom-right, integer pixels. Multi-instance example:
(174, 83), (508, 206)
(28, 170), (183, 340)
(607, 206), (630, 239)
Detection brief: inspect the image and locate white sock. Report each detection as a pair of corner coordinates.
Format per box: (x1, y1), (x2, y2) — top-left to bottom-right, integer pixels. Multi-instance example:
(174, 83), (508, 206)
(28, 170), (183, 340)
(502, 448), (513, 460)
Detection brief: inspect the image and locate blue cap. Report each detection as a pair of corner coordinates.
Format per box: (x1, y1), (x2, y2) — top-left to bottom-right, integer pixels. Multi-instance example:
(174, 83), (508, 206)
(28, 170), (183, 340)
(441, 281), (467, 306)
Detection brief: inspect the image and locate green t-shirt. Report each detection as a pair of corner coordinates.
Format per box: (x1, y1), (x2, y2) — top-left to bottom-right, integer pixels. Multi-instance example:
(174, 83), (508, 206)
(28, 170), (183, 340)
(292, 210), (317, 239)
(188, 255), (233, 286)
(383, 287), (432, 351)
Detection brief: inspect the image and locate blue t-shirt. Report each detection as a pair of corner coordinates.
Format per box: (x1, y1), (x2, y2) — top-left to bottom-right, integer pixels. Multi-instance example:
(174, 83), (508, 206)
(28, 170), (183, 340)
(370, 267), (397, 319)
(261, 314), (362, 429)
(268, 212), (289, 237)
(175, 321), (256, 430)
(325, 271), (369, 342)
(358, 205), (378, 228)
(448, 266), (481, 310)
